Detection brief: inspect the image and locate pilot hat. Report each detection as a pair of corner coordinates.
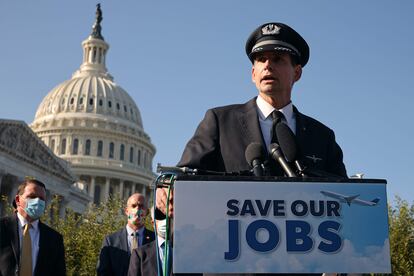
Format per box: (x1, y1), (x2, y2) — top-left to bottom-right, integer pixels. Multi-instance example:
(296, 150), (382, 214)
(245, 22), (310, 67)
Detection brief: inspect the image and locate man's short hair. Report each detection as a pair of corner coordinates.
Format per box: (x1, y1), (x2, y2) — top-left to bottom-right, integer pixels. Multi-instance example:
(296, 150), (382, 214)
(13, 179), (47, 208)
(16, 179), (47, 195)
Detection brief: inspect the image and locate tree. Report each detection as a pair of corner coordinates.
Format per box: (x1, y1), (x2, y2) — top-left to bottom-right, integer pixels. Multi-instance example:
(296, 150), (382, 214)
(387, 197), (414, 275)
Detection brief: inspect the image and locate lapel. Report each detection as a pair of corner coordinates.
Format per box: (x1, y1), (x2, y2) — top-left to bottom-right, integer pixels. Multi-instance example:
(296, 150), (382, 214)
(142, 228), (154, 245)
(237, 97), (266, 149)
(293, 106), (309, 156)
(9, 215), (20, 264)
(151, 240), (174, 276)
(35, 220), (46, 274)
(120, 227), (129, 252)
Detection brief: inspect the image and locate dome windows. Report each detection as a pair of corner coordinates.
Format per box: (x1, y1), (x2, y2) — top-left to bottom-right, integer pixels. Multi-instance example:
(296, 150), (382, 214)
(129, 147), (134, 163)
(120, 144), (125, 160)
(97, 140), (103, 156)
(50, 139), (55, 153)
(79, 97), (84, 105)
(89, 98), (94, 105)
(73, 138), (79, 155)
(99, 99), (103, 106)
(108, 101), (112, 108)
(137, 149), (141, 166)
(109, 142), (114, 159)
(70, 98), (75, 105)
(117, 103), (120, 110)
(60, 138), (67, 154)
(85, 139), (91, 155)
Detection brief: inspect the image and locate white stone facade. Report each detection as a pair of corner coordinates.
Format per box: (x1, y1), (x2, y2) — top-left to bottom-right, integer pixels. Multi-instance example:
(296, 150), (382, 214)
(0, 120), (90, 215)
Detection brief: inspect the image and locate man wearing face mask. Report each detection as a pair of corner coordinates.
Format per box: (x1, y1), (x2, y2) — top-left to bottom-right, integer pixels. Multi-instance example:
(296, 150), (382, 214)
(97, 193), (155, 276)
(0, 179), (66, 276)
(128, 207), (200, 276)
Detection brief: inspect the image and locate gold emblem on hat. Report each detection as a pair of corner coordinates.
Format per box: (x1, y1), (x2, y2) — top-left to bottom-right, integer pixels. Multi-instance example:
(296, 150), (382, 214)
(262, 24), (280, 35)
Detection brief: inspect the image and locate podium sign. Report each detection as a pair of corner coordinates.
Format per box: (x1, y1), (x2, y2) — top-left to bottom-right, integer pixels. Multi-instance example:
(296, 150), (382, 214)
(173, 177), (390, 274)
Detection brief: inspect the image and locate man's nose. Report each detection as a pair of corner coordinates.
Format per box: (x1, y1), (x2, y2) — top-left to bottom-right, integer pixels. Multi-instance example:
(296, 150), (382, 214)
(263, 59), (273, 70)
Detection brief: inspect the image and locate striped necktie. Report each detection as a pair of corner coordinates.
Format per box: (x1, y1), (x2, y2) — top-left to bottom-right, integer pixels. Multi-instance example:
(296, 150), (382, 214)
(20, 223), (32, 276)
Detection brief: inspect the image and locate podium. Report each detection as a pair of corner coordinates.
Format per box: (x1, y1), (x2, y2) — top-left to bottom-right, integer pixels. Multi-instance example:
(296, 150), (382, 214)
(173, 175), (391, 274)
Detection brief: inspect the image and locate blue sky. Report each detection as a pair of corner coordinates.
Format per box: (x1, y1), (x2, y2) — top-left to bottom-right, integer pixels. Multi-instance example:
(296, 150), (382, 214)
(0, 1), (413, 203)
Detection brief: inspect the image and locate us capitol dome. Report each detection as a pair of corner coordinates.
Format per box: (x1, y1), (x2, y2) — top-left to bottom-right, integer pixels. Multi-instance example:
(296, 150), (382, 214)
(30, 5), (156, 204)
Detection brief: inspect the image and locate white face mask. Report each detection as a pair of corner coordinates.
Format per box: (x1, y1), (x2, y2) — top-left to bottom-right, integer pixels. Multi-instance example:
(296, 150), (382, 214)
(156, 219), (167, 239)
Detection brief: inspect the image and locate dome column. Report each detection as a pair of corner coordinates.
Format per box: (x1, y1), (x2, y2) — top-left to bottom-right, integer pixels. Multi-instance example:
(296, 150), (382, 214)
(89, 176), (96, 199)
(119, 180), (124, 199)
(104, 177), (110, 201)
(131, 182), (136, 194)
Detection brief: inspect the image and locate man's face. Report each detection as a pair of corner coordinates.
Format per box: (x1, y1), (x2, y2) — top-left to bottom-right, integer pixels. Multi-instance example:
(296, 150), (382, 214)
(125, 194), (146, 229)
(251, 51), (302, 101)
(15, 183), (46, 221)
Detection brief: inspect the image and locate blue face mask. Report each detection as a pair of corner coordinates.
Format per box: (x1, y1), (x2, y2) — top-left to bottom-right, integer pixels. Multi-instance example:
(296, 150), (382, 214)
(24, 198), (46, 220)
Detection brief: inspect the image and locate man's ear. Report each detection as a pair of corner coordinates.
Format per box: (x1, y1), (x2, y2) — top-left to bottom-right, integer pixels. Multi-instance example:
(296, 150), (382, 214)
(294, 65), (302, 82)
(251, 65), (256, 83)
(124, 207), (129, 216)
(15, 194), (21, 208)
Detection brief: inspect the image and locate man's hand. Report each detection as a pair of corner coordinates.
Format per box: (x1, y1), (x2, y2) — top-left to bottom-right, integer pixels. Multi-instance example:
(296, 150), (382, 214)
(156, 187), (174, 217)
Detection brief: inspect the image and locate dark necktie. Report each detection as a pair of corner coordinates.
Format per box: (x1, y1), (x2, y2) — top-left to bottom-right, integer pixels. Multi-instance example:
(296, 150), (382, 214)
(270, 110), (285, 144)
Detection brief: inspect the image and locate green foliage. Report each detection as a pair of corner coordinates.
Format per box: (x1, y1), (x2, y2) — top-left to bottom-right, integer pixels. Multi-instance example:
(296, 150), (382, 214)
(41, 195), (126, 276)
(387, 197), (414, 275)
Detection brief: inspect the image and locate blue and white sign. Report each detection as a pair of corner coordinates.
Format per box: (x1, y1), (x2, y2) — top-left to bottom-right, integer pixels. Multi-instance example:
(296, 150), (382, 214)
(173, 179), (390, 274)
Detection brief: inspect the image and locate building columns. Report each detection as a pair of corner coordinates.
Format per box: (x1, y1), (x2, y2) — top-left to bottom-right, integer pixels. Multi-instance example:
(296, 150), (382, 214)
(119, 180), (124, 199)
(89, 176), (96, 199)
(104, 178), (110, 201)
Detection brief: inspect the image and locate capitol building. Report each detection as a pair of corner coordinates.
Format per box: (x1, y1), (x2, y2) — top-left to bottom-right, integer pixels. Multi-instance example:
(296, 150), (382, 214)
(0, 5), (156, 213)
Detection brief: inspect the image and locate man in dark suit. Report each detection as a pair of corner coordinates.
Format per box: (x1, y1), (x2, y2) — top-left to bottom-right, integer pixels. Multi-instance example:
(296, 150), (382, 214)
(0, 179), (66, 276)
(155, 22), (348, 276)
(177, 22), (346, 177)
(157, 21), (347, 214)
(97, 193), (155, 276)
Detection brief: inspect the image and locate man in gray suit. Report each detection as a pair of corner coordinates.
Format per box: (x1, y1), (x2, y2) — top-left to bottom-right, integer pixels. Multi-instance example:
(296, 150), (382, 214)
(97, 193), (155, 276)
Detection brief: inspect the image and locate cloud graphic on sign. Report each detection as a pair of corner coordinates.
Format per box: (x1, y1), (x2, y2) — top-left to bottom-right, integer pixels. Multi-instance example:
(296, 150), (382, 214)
(174, 219), (391, 274)
(247, 238), (391, 273)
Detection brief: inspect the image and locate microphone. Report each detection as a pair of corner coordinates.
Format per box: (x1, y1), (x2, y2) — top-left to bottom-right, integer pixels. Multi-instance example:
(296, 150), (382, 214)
(275, 123), (344, 179)
(156, 164), (230, 176)
(276, 123), (306, 176)
(269, 143), (297, 177)
(245, 143), (265, 176)
(157, 164), (196, 174)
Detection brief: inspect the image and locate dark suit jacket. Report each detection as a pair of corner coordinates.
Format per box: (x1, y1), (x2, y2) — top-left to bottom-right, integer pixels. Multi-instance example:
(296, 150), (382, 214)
(128, 241), (201, 276)
(177, 98), (343, 275)
(97, 227), (155, 276)
(178, 97), (347, 177)
(0, 214), (66, 276)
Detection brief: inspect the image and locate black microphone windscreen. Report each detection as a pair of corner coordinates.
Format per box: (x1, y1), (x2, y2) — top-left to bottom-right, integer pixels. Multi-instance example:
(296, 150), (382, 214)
(245, 143), (265, 166)
(276, 123), (297, 162)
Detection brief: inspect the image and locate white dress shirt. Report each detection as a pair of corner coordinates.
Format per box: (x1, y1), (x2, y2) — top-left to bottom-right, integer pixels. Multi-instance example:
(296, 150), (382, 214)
(256, 94), (296, 149)
(157, 235), (172, 274)
(126, 225), (145, 251)
(16, 212), (40, 274)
